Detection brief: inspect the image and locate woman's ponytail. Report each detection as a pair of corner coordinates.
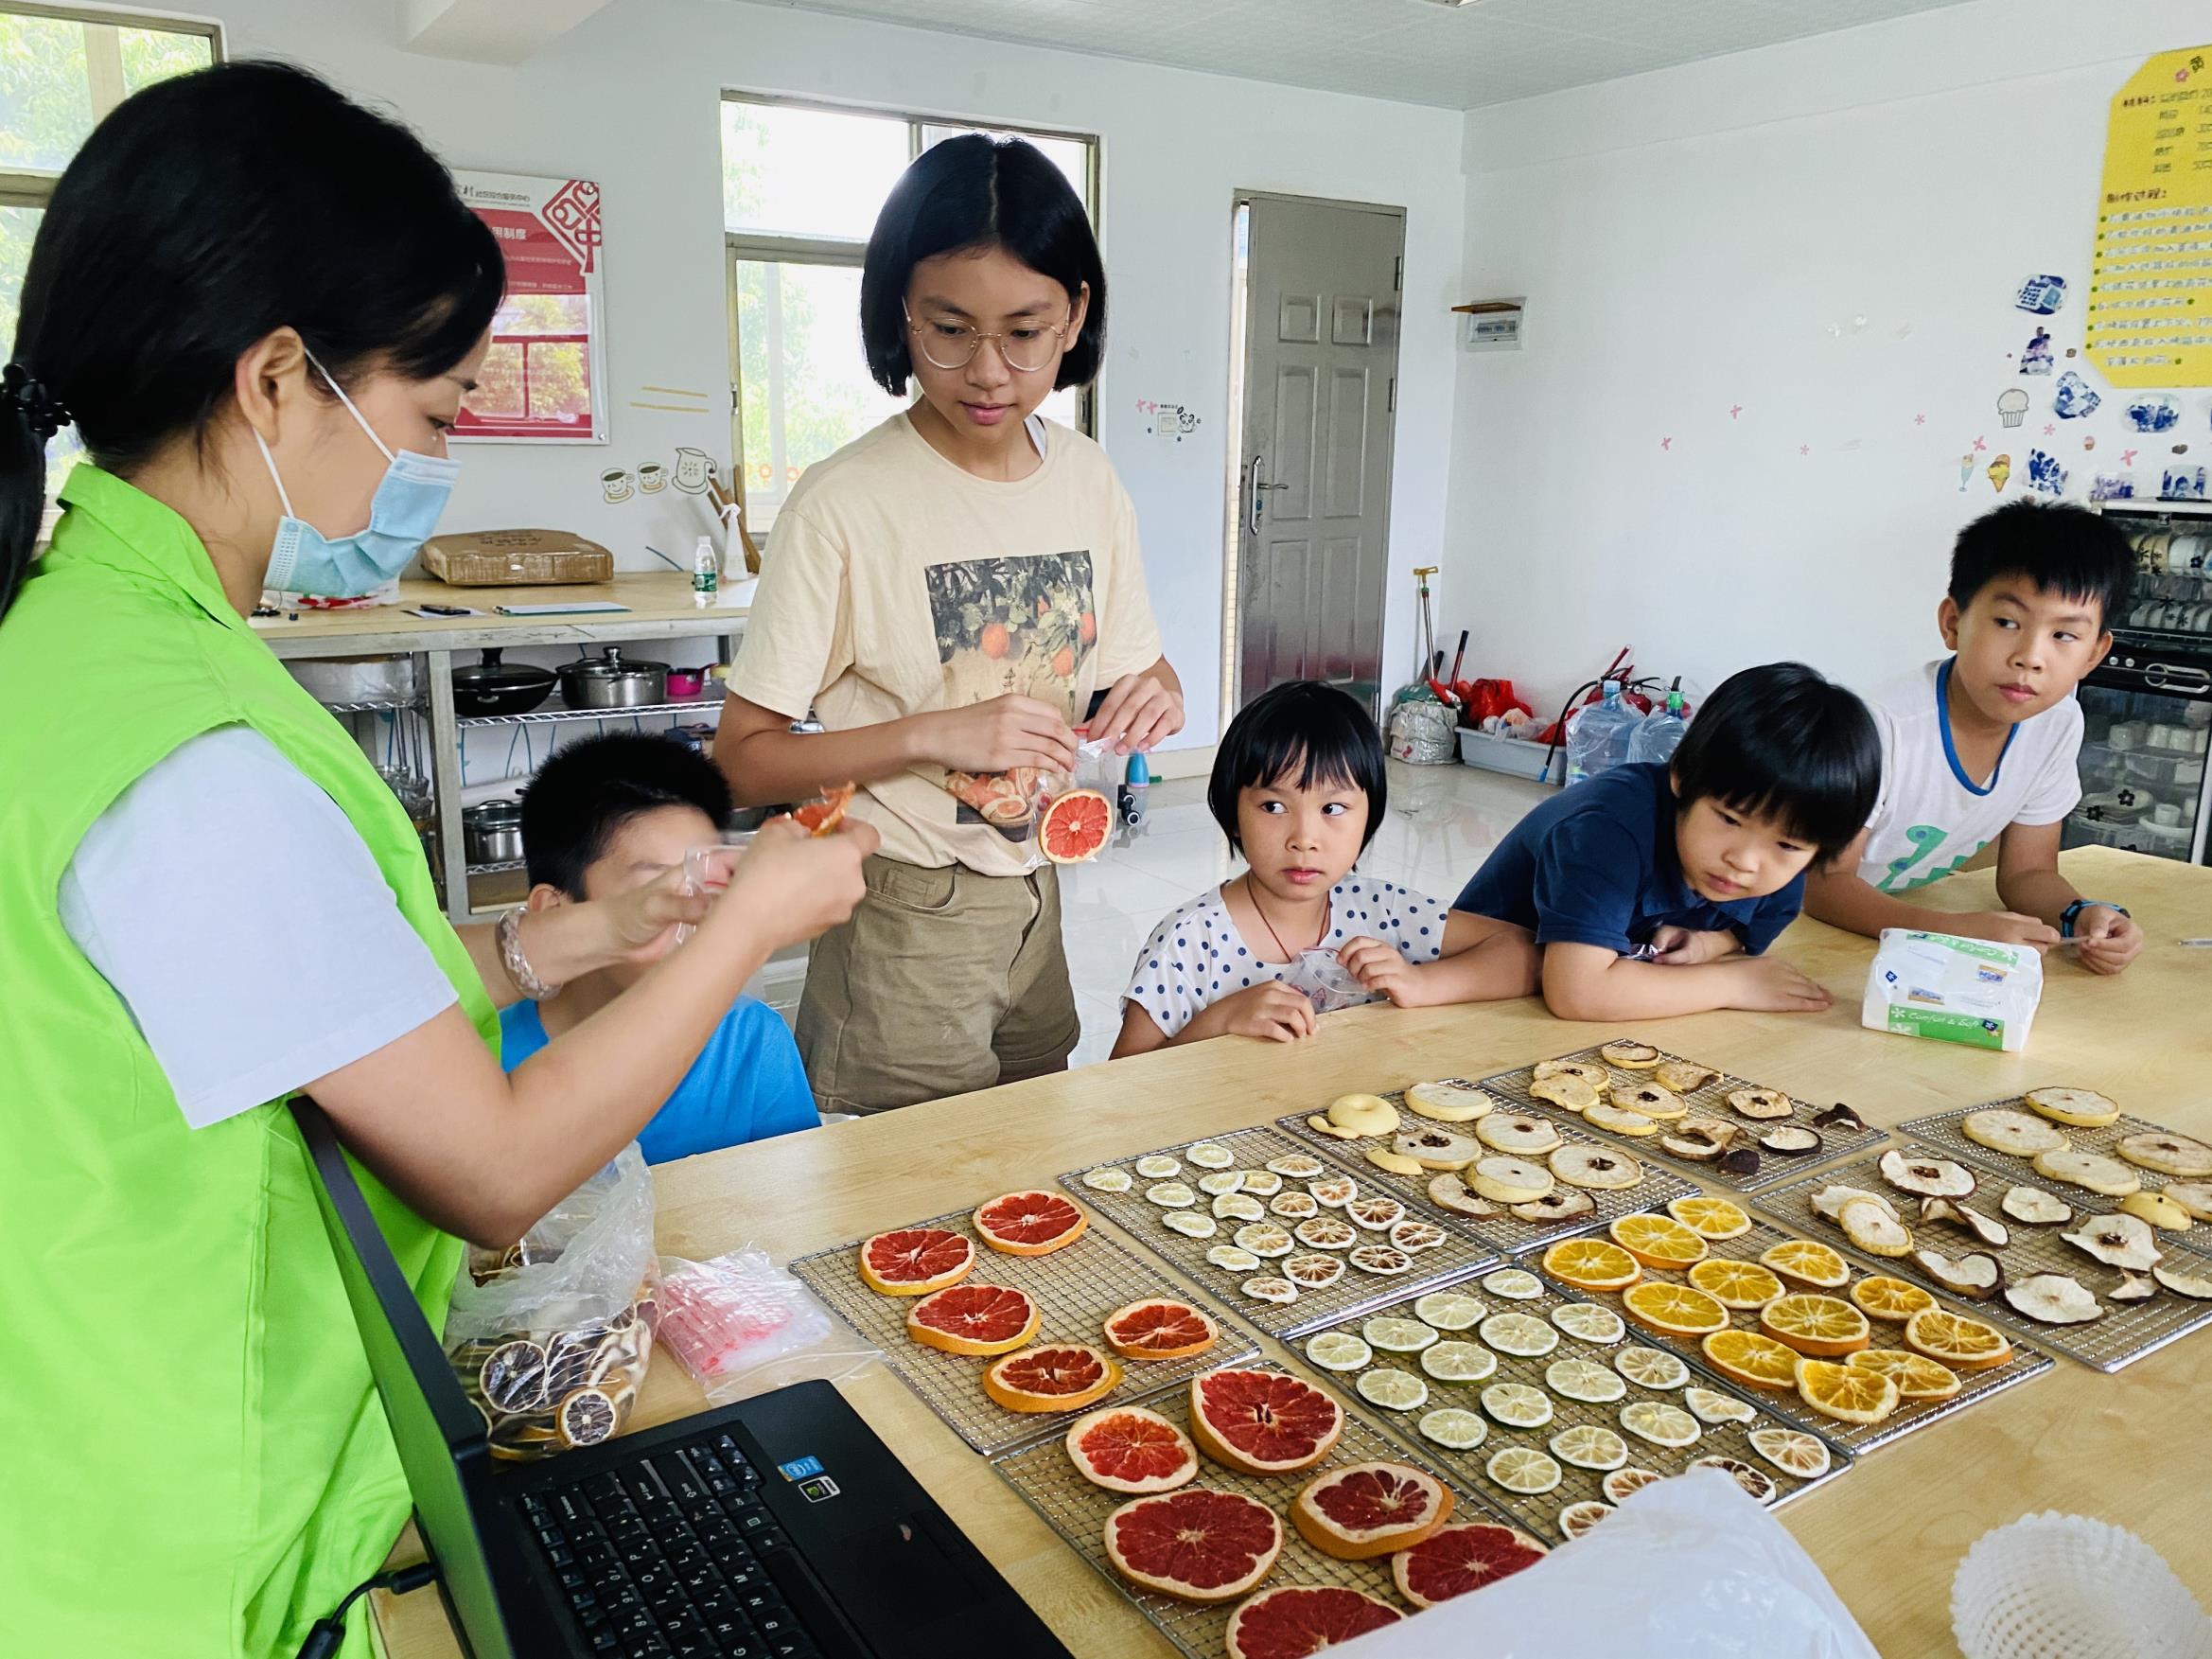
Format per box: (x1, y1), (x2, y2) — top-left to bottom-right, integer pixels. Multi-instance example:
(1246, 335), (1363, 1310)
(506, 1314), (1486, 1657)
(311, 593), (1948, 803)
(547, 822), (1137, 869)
(0, 363), (61, 619)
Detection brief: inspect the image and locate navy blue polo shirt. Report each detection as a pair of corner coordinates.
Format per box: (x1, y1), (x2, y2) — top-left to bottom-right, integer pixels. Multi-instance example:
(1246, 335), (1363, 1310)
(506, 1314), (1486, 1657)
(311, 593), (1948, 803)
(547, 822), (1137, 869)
(1452, 762), (1803, 955)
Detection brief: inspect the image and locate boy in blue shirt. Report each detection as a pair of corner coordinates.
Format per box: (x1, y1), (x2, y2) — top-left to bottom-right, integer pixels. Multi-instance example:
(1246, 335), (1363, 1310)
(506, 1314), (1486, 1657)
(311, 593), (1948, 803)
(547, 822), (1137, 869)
(1453, 662), (1881, 1022)
(499, 732), (818, 1162)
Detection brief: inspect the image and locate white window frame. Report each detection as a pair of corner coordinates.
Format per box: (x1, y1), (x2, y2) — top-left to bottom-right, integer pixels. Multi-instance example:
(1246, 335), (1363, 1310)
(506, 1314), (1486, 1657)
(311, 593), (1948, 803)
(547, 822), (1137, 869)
(721, 91), (1100, 530)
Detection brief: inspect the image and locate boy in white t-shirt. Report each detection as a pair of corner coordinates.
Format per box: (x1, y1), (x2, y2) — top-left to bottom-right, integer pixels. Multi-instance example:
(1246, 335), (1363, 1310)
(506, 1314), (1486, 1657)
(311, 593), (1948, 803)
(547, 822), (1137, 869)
(1805, 500), (2144, 974)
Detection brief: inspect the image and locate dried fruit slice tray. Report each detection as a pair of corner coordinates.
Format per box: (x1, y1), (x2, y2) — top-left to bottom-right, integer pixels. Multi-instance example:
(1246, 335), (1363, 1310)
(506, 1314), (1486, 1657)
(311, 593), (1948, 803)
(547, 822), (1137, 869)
(791, 1204), (1259, 1456)
(1272, 1095), (1698, 1259)
(1481, 1042), (1887, 1193)
(1290, 1270), (1848, 1544)
(1754, 1143), (2212, 1374)
(993, 1364), (1521, 1659)
(1062, 1127), (1502, 1340)
(1533, 1208), (2052, 1456)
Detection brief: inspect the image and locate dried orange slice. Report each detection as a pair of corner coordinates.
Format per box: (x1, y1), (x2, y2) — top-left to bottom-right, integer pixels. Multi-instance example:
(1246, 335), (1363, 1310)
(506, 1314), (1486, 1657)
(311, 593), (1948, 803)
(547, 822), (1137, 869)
(1758, 1238), (1850, 1289)
(1758, 1294), (1870, 1357)
(1699, 1329), (1800, 1391)
(1686, 1258), (1783, 1310)
(1850, 1276), (1938, 1323)
(1608, 1213), (1710, 1269)
(1904, 1308), (2013, 1371)
(1666, 1195), (1752, 1240)
(1621, 1280), (1729, 1337)
(1794, 1358), (1900, 1425)
(1541, 1238), (1642, 1293)
(1848, 1349), (1961, 1401)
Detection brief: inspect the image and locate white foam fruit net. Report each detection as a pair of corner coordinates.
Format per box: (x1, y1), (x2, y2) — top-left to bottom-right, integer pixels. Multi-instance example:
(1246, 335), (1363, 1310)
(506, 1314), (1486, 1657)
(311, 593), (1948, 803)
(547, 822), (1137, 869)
(1952, 1511), (2212, 1659)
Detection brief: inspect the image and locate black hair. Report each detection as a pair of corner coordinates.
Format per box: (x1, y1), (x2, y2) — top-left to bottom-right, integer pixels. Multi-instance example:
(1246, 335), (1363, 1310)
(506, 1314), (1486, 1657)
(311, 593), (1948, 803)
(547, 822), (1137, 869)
(1208, 681), (1389, 856)
(859, 133), (1105, 396)
(1, 61), (503, 618)
(520, 732), (733, 898)
(1948, 499), (2133, 634)
(1668, 662), (1879, 863)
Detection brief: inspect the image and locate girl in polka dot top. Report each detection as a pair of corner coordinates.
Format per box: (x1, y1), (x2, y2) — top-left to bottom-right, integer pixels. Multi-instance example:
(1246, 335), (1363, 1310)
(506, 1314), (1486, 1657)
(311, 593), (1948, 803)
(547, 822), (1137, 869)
(1112, 682), (1538, 1056)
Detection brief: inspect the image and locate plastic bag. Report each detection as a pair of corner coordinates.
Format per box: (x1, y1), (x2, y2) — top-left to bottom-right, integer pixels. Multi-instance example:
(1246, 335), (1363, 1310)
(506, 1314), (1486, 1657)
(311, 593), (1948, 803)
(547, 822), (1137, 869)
(1278, 949), (1376, 1015)
(1387, 699), (1458, 765)
(656, 1246), (881, 1404)
(444, 1144), (661, 1459)
(1333, 1468), (1877, 1659)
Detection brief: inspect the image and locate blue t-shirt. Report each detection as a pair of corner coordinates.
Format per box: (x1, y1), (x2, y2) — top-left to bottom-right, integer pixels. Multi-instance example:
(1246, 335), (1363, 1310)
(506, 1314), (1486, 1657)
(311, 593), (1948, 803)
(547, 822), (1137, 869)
(1452, 762), (1803, 956)
(498, 995), (819, 1165)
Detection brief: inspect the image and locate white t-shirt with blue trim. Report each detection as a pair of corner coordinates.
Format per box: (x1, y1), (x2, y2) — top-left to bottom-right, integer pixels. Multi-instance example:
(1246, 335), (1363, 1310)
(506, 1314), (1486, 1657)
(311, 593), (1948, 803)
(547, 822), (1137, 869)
(1123, 877), (1452, 1038)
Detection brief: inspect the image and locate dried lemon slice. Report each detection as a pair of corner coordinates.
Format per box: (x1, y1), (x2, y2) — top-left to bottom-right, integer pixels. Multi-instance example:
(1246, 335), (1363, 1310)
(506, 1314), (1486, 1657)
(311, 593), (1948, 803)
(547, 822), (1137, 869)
(1210, 1193), (1266, 1222)
(1478, 1312), (1559, 1357)
(1604, 1467), (1664, 1503)
(1747, 1425), (1833, 1478)
(1559, 1499), (1616, 1540)
(1418, 1406), (1488, 1451)
(1620, 1400), (1702, 1448)
(1284, 1253), (1345, 1289)
(1145, 1182), (1196, 1209)
(1541, 1238), (1642, 1293)
(1294, 1216), (1357, 1250)
(1308, 1175), (1359, 1208)
(1347, 1195), (1406, 1232)
(1266, 1153), (1325, 1179)
(1486, 1446), (1563, 1495)
(1163, 1211), (1218, 1239)
(1135, 1155), (1182, 1179)
(1303, 1331), (1373, 1372)
(1235, 1223), (1295, 1259)
(1688, 1259), (1784, 1310)
(1269, 1191), (1319, 1220)
(1667, 1194), (1753, 1239)
(1480, 1382), (1553, 1428)
(1683, 1385), (1756, 1425)
(1242, 1276), (1300, 1305)
(1551, 1423), (1629, 1471)
(1362, 1316), (1439, 1352)
(1420, 1341), (1497, 1384)
(1545, 1358), (1626, 1403)
(1357, 1368), (1430, 1411)
(1551, 1303), (1626, 1345)
(1413, 1291), (1487, 1331)
(1239, 1171), (1283, 1197)
(1483, 1268), (1544, 1300)
(1196, 1171), (1244, 1197)
(1613, 1345), (1690, 1390)
(1185, 1141), (1236, 1169)
(1080, 1166), (1132, 1192)
(1693, 1455), (1777, 1504)
(1205, 1244), (1261, 1273)
(1848, 1349), (1961, 1401)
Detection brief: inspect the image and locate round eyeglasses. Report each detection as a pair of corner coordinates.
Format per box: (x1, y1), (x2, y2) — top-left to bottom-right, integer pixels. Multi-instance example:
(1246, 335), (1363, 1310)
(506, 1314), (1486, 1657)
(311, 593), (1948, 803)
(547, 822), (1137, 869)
(904, 304), (1072, 374)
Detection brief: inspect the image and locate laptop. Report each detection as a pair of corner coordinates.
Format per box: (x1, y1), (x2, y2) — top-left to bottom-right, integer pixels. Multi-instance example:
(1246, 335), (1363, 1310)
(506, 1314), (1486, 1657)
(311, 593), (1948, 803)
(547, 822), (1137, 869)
(294, 1100), (1072, 1659)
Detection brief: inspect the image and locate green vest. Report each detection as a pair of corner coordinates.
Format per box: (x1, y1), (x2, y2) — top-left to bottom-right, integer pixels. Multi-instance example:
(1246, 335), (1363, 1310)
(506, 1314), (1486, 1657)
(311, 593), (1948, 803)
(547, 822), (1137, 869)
(0, 467), (498, 1656)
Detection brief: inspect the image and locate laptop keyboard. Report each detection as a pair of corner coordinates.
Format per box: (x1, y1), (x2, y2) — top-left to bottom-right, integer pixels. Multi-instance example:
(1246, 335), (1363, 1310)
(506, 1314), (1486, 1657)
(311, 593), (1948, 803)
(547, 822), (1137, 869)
(521, 1431), (821, 1659)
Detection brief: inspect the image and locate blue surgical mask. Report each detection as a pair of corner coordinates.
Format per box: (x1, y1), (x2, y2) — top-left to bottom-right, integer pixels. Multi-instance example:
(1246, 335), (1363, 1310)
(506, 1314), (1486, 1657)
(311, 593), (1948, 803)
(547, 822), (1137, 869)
(255, 351), (460, 596)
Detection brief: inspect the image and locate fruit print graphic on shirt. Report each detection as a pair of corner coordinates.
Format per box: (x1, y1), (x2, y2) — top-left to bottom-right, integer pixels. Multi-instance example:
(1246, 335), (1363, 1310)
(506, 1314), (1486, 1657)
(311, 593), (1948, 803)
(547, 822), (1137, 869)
(922, 551), (1097, 839)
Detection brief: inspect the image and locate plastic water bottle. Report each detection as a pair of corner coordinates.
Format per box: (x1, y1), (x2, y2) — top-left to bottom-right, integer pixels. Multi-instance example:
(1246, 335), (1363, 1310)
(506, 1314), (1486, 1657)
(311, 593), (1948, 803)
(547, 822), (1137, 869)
(1565, 680), (1640, 785)
(1627, 687), (1689, 767)
(691, 534), (719, 608)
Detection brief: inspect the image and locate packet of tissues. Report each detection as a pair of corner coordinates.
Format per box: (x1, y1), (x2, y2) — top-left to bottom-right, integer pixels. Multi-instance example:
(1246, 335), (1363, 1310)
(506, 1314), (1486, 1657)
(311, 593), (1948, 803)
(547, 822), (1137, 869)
(1862, 928), (2043, 1052)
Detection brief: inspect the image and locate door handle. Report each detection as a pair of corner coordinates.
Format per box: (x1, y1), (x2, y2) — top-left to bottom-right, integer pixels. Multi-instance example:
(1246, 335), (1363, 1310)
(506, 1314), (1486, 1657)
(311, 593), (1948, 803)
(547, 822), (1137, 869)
(1246, 454), (1287, 535)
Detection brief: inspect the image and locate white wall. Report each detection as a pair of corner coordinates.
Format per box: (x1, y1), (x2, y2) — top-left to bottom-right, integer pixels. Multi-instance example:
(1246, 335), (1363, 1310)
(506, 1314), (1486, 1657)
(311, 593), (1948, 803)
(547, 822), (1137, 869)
(207, 0), (1466, 753)
(1444, 0), (2212, 718)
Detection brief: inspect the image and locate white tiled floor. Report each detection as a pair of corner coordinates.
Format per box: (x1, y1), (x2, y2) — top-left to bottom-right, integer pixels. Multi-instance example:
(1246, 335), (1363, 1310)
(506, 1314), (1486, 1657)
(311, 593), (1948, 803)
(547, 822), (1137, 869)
(1056, 760), (1556, 1064)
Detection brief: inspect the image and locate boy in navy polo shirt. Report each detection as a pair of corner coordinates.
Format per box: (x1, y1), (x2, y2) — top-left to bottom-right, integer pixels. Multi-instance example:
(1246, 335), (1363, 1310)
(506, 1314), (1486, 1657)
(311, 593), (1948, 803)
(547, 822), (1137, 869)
(1453, 662), (1881, 1022)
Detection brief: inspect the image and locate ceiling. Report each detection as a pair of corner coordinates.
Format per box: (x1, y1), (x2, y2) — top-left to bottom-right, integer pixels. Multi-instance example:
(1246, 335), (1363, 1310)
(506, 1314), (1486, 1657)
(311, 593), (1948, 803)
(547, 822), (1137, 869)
(746, 0), (1977, 109)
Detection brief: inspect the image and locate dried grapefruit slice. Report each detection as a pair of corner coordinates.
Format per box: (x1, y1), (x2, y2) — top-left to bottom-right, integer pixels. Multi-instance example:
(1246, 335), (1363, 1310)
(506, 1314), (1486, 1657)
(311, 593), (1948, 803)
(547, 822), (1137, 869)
(1542, 1238), (1642, 1293)
(856, 1227), (975, 1296)
(1064, 1405), (1198, 1494)
(972, 1190), (1087, 1256)
(789, 782), (856, 835)
(1040, 788), (1112, 864)
(1225, 1584), (1401, 1659)
(983, 1343), (1122, 1413)
(1609, 1213), (1710, 1268)
(1759, 1294), (1871, 1357)
(1190, 1368), (1344, 1474)
(1291, 1460), (1455, 1560)
(1104, 1487), (1282, 1603)
(904, 1283), (1041, 1355)
(1699, 1329), (1801, 1391)
(1391, 1523), (1546, 1610)
(1622, 1280), (1730, 1337)
(1103, 1298), (1220, 1360)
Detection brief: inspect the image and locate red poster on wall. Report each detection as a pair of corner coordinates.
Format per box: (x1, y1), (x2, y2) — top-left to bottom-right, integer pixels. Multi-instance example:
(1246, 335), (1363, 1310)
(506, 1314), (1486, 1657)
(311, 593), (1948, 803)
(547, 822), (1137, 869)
(452, 171), (609, 444)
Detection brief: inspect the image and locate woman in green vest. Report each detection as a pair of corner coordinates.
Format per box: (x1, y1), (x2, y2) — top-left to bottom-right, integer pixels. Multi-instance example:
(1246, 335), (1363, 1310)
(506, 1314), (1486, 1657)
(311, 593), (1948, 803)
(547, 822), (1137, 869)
(0, 63), (874, 1658)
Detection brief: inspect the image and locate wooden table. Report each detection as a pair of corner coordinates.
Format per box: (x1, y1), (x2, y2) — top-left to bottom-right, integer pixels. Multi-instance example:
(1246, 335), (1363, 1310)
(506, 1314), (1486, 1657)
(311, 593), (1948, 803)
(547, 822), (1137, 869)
(377, 847), (2212, 1658)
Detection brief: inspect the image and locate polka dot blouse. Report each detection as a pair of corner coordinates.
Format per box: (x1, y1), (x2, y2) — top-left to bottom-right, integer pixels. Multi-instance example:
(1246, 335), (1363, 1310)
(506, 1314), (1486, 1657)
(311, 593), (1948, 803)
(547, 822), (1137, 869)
(1123, 878), (1452, 1039)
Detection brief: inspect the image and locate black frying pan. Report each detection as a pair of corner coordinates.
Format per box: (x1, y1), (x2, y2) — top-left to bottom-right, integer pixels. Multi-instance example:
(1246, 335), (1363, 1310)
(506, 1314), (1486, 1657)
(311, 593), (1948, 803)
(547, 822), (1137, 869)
(450, 647), (554, 717)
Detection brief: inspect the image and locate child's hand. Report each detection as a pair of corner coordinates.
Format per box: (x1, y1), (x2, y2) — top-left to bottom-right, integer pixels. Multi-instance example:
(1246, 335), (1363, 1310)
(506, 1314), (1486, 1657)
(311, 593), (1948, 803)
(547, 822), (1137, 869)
(1195, 981), (1318, 1044)
(1646, 926), (1736, 965)
(1727, 955), (1834, 1014)
(605, 865), (715, 963)
(1963, 909), (2063, 953)
(2071, 906), (2142, 976)
(1339, 936), (1432, 1007)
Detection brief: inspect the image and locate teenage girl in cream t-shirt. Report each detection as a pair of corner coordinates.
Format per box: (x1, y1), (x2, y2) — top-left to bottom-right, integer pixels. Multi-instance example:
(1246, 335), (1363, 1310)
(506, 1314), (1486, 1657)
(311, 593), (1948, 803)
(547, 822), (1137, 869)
(717, 135), (1181, 1113)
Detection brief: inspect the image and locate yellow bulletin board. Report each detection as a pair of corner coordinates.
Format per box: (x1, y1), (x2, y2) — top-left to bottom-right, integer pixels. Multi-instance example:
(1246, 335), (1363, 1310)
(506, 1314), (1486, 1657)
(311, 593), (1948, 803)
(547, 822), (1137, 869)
(2086, 45), (2212, 388)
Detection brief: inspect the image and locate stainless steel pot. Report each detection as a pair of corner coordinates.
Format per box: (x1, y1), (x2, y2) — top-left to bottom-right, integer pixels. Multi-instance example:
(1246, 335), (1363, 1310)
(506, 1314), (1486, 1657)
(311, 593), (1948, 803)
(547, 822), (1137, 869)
(464, 799), (526, 864)
(557, 647), (669, 709)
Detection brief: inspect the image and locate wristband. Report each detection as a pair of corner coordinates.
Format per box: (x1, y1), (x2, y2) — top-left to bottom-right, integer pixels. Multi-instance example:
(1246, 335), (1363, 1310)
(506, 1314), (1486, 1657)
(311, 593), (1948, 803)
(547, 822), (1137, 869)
(2059, 899), (2129, 939)
(497, 906), (563, 1000)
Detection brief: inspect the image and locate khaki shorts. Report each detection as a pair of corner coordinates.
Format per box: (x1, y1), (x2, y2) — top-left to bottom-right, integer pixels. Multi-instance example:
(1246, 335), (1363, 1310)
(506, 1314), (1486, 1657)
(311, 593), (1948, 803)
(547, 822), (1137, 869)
(797, 855), (1080, 1115)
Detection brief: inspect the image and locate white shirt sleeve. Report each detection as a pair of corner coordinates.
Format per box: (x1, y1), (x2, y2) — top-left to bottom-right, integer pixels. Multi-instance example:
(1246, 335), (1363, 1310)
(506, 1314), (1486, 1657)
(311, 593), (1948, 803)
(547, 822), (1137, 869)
(2012, 697), (2086, 826)
(1123, 899), (1214, 1039)
(58, 726), (460, 1129)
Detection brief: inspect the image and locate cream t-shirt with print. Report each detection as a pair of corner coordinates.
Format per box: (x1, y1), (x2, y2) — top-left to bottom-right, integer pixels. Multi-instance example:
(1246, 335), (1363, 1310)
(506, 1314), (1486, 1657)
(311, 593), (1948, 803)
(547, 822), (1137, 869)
(729, 411), (1165, 877)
